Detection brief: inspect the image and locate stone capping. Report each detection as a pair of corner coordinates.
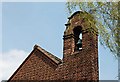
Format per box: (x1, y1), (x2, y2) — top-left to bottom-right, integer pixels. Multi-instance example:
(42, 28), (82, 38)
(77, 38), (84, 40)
(65, 23), (70, 26)
(63, 28), (98, 40)
(82, 28), (98, 35)
(63, 34), (74, 39)
(68, 11), (83, 19)
(34, 44), (62, 65)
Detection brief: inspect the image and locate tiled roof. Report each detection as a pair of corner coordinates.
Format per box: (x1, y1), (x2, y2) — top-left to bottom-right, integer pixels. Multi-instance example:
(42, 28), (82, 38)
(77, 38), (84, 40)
(34, 44), (62, 65)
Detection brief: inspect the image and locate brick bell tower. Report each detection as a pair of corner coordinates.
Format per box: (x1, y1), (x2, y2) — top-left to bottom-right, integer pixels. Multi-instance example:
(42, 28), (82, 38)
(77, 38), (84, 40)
(63, 11), (99, 80)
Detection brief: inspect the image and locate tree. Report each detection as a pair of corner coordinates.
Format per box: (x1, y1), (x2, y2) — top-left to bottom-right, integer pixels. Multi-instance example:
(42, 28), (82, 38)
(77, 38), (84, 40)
(66, 1), (120, 57)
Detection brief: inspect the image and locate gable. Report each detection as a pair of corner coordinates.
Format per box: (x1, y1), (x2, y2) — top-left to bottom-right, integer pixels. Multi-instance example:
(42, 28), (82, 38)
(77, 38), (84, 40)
(8, 45), (62, 80)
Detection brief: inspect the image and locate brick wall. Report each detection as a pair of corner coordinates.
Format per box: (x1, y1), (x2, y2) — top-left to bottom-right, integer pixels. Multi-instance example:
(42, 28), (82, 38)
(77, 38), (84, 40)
(62, 11), (98, 80)
(9, 49), (57, 80)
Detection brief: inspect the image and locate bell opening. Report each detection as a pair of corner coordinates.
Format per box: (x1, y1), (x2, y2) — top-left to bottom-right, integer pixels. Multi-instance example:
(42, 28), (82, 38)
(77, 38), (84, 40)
(73, 26), (82, 51)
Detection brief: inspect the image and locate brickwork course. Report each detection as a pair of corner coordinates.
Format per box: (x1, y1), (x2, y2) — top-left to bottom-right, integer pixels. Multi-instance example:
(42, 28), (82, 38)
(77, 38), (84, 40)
(8, 11), (99, 81)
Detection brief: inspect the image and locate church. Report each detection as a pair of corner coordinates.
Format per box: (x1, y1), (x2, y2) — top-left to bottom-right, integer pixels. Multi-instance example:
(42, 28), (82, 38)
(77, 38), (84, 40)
(8, 11), (99, 81)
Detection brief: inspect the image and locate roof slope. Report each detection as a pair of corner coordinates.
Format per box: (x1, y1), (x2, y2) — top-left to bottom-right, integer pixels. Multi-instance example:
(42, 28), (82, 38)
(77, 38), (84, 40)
(34, 44), (62, 64)
(8, 44), (62, 81)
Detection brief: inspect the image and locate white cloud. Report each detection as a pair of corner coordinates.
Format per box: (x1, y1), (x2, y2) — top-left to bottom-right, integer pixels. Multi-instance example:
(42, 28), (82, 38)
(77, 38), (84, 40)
(0, 49), (29, 81)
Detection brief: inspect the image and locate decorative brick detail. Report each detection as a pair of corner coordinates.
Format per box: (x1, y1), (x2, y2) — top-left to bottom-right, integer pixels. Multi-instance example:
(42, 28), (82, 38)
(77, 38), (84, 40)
(8, 11), (99, 81)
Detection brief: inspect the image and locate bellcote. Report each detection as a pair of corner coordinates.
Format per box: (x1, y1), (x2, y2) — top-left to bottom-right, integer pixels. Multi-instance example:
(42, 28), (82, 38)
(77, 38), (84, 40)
(63, 11), (98, 62)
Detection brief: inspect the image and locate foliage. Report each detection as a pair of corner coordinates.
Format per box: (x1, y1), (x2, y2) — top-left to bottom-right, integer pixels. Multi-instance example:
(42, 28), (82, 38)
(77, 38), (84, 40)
(66, 1), (120, 57)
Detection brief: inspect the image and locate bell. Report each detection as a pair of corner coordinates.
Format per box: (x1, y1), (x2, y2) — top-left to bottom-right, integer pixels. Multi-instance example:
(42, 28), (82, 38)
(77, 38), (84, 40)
(77, 39), (82, 49)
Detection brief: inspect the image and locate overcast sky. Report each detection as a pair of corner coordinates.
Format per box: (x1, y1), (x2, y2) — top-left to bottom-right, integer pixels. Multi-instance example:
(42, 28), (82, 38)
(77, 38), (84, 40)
(1, 2), (118, 81)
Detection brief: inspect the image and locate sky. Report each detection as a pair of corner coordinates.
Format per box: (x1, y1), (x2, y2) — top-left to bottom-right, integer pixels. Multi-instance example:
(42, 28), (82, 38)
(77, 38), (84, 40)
(0, 2), (118, 81)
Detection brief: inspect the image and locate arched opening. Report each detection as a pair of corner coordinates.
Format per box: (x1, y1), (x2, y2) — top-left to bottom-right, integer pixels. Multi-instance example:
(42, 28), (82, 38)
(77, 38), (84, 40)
(73, 26), (82, 51)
